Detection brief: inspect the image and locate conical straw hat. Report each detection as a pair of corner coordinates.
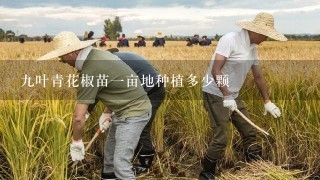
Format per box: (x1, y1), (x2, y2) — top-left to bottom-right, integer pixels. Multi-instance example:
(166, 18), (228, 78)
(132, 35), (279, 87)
(236, 12), (287, 41)
(155, 32), (165, 38)
(38, 31), (98, 60)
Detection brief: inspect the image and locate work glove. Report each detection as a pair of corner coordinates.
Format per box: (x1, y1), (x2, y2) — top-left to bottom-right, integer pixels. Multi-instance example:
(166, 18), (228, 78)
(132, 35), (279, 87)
(223, 95), (237, 111)
(99, 112), (113, 133)
(85, 112), (90, 120)
(70, 139), (85, 161)
(263, 101), (281, 118)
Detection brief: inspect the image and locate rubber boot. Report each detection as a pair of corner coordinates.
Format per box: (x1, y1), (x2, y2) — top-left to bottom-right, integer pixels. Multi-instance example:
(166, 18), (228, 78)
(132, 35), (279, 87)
(199, 155), (217, 180)
(101, 171), (117, 180)
(245, 147), (262, 162)
(132, 154), (154, 175)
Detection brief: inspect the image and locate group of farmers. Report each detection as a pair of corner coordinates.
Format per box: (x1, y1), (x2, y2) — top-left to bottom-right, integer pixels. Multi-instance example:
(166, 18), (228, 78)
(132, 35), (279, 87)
(38, 12), (286, 180)
(117, 32), (166, 47)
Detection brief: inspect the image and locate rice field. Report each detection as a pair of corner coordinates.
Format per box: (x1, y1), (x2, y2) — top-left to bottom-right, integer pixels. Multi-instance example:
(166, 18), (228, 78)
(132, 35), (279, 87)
(0, 40), (319, 179)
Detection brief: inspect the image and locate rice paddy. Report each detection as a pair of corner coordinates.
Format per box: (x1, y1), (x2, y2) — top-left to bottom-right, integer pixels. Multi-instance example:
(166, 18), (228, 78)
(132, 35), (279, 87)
(0, 40), (319, 179)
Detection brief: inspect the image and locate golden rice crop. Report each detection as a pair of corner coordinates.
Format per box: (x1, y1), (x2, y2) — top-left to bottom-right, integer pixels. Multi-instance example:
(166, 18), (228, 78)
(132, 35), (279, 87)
(0, 41), (319, 179)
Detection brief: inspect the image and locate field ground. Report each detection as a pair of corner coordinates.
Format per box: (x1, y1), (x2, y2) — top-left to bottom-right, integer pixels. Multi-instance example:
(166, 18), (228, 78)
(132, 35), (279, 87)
(0, 41), (319, 179)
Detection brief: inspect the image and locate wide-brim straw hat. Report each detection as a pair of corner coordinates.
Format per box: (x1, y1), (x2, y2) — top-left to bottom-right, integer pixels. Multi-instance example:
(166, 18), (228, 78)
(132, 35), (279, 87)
(155, 32), (165, 38)
(37, 31), (98, 60)
(236, 12), (287, 41)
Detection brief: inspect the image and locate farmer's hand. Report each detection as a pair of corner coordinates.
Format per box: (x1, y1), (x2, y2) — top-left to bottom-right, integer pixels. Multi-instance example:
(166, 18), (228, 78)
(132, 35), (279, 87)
(70, 139), (85, 161)
(263, 101), (281, 118)
(99, 112), (112, 133)
(223, 95), (237, 111)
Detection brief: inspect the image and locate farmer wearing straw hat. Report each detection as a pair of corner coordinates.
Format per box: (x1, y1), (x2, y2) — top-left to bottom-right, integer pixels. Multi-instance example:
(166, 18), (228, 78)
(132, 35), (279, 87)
(200, 12), (287, 179)
(134, 35), (146, 47)
(153, 32), (165, 47)
(38, 31), (152, 180)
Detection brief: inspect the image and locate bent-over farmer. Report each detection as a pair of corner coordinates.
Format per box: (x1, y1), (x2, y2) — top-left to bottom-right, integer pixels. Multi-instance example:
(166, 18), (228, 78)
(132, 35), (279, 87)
(38, 31), (152, 180)
(200, 12), (287, 179)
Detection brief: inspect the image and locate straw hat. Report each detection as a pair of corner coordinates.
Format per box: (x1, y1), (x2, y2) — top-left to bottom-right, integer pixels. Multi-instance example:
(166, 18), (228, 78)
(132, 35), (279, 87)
(37, 31), (98, 60)
(236, 12), (287, 41)
(155, 32), (165, 38)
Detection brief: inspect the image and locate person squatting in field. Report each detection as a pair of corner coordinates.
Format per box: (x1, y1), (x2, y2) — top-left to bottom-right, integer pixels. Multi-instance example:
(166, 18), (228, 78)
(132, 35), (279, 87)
(153, 32), (165, 47)
(117, 33), (130, 47)
(200, 12), (287, 180)
(87, 51), (165, 177)
(134, 35), (146, 47)
(38, 31), (152, 180)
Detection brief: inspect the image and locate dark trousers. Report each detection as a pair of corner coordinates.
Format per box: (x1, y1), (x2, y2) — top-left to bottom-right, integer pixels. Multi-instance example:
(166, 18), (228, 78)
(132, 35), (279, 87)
(203, 92), (261, 160)
(136, 85), (166, 155)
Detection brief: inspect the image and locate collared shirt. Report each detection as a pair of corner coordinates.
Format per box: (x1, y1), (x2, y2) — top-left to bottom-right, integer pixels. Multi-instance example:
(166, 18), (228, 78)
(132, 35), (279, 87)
(76, 49), (151, 119)
(75, 46), (93, 70)
(202, 29), (259, 98)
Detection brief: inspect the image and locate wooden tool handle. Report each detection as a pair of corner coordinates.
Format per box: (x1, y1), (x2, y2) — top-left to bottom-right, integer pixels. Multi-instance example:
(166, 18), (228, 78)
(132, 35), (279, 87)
(235, 109), (270, 136)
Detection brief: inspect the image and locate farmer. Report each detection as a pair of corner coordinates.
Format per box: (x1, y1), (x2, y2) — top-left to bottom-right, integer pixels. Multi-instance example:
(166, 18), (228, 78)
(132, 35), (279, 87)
(134, 35), (146, 47)
(186, 38), (193, 46)
(200, 12), (287, 179)
(84, 31), (94, 40)
(191, 34), (200, 45)
(99, 36), (107, 47)
(88, 51), (165, 175)
(37, 31), (152, 180)
(84, 31), (97, 47)
(199, 36), (211, 46)
(152, 32), (165, 47)
(19, 36), (25, 44)
(117, 34), (130, 47)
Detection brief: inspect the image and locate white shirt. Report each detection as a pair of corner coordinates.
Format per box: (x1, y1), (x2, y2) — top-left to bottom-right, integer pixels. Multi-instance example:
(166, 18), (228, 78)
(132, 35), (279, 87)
(75, 46), (93, 70)
(202, 29), (259, 98)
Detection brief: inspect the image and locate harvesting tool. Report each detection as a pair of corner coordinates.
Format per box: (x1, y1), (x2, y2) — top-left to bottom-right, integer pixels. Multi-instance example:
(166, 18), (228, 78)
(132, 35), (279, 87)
(235, 109), (270, 136)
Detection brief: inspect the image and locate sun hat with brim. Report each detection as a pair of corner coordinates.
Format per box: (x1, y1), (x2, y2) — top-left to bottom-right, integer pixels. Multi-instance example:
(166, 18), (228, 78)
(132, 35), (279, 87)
(236, 12), (287, 41)
(37, 31), (98, 61)
(155, 32), (165, 38)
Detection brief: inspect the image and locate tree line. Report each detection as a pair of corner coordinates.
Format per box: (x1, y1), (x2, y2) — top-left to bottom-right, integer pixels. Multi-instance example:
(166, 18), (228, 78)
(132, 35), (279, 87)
(0, 29), (17, 41)
(1, 17), (320, 42)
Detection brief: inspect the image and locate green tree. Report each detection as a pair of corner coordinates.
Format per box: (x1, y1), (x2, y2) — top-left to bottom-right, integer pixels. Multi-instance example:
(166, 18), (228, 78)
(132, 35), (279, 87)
(214, 34), (220, 41)
(104, 19), (111, 36)
(103, 17), (123, 40)
(104, 19), (116, 39)
(6, 30), (15, 36)
(113, 16), (122, 38)
(0, 28), (4, 41)
(108, 21), (116, 40)
(5, 30), (15, 41)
